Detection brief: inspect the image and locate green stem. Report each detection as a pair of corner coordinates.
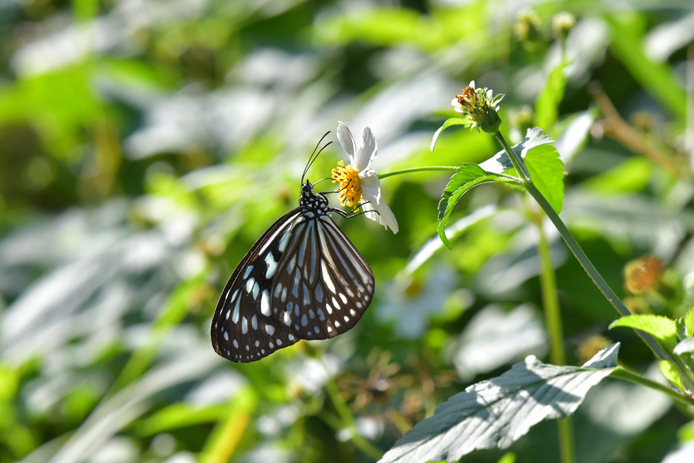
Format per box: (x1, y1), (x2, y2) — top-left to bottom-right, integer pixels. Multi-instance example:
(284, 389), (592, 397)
(495, 132), (532, 181)
(378, 166), (459, 180)
(493, 131), (694, 391)
(612, 367), (693, 408)
(324, 380), (384, 460)
(535, 211), (566, 366)
(534, 209), (574, 463)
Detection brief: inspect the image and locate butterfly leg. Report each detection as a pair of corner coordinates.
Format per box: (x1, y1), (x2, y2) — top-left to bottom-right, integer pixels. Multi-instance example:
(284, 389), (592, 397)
(331, 202), (380, 219)
(318, 178), (353, 195)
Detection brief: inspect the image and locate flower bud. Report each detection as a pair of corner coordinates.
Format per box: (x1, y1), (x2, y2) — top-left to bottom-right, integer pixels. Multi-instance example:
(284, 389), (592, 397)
(552, 12), (575, 42)
(451, 81), (504, 134)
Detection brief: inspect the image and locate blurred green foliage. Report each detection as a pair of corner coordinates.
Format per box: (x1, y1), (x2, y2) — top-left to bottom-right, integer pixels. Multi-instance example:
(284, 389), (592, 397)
(1, 1), (694, 462)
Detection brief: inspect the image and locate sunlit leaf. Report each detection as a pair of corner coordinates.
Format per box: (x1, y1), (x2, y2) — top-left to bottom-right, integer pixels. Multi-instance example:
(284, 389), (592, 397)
(676, 308), (694, 339)
(430, 118), (471, 151)
(605, 15), (687, 120)
(379, 344), (620, 463)
(660, 360), (685, 392)
(436, 165), (514, 250)
(535, 60), (567, 131)
(478, 127), (553, 174)
(136, 404), (226, 436)
(582, 157), (652, 195)
(525, 144), (565, 213)
(553, 109), (596, 165)
(609, 315), (678, 350)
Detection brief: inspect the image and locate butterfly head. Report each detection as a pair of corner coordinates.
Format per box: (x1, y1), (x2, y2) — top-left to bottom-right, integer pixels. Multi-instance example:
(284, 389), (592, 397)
(300, 180), (329, 215)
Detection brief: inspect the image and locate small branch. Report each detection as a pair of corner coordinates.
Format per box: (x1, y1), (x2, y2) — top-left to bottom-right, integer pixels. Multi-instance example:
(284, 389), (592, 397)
(590, 84), (690, 180)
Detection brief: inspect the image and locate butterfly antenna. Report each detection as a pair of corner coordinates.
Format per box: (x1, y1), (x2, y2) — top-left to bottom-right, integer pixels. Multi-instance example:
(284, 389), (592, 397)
(302, 131), (331, 184)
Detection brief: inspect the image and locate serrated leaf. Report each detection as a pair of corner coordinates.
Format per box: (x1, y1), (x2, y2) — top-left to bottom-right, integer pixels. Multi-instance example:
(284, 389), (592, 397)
(609, 314), (678, 350)
(478, 127), (553, 174)
(378, 344), (620, 463)
(682, 308), (694, 338)
(436, 165), (514, 250)
(525, 144), (565, 213)
(535, 61), (568, 131)
(660, 360), (685, 392)
(430, 118), (471, 151)
(437, 164), (488, 220)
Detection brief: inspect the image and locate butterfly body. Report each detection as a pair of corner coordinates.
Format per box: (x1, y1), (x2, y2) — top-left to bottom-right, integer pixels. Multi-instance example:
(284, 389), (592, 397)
(211, 180), (374, 363)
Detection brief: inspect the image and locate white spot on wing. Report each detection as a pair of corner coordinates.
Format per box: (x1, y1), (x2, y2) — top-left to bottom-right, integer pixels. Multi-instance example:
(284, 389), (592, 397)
(252, 315), (258, 330)
(265, 253), (278, 279)
(243, 265), (254, 278)
(242, 317), (248, 334)
(278, 230), (291, 252)
(321, 261), (336, 294)
(266, 324), (275, 335)
(232, 298), (240, 323)
(261, 290), (271, 316)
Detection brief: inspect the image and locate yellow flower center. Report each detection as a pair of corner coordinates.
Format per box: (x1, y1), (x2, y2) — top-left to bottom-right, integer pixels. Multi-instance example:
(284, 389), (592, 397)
(331, 160), (362, 209)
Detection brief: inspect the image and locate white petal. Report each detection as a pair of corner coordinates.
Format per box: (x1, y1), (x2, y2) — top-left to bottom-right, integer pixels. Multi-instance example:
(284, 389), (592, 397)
(469, 80), (475, 88)
(359, 171), (398, 233)
(355, 126), (377, 172)
(337, 121), (357, 165)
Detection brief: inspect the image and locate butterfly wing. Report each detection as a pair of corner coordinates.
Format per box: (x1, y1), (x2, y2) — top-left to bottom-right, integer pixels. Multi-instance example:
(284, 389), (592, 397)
(211, 208), (303, 363)
(270, 215), (374, 341)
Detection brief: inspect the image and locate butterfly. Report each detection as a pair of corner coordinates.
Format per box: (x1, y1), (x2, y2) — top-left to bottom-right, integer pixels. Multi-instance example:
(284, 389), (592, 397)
(211, 134), (375, 363)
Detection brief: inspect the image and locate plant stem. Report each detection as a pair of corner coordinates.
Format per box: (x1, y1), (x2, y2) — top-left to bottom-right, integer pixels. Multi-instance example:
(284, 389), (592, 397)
(325, 380), (384, 460)
(493, 131), (693, 390)
(612, 367), (693, 408)
(378, 166), (459, 180)
(533, 208), (574, 463)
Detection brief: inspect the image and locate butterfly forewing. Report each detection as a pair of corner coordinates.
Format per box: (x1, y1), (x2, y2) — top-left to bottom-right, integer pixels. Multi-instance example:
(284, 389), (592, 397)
(212, 181), (375, 363)
(211, 209), (302, 362)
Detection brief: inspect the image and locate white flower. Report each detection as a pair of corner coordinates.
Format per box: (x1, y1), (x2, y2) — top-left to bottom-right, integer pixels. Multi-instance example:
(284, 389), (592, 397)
(332, 122), (399, 234)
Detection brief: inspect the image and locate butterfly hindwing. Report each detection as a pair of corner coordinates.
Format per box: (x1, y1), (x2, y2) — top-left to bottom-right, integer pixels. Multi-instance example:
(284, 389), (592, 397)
(211, 209), (302, 362)
(271, 215), (374, 342)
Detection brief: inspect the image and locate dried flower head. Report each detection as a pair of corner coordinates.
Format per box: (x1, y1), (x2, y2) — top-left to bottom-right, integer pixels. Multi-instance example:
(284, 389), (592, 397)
(451, 81), (504, 134)
(624, 255), (663, 295)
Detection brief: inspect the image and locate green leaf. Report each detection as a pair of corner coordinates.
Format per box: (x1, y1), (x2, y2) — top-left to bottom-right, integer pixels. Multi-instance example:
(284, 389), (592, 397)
(605, 15), (687, 120)
(525, 144), (565, 213)
(437, 164), (487, 220)
(660, 360), (685, 392)
(535, 60), (567, 130)
(479, 127), (553, 174)
(136, 403), (227, 436)
(553, 109), (597, 165)
(582, 157), (652, 195)
(678, 308), (694, 338)
(436, 165), (513, 250)
(378, 344), (620, 463)
(609, 314), (678, 350)
(430, 118), (471, 151)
